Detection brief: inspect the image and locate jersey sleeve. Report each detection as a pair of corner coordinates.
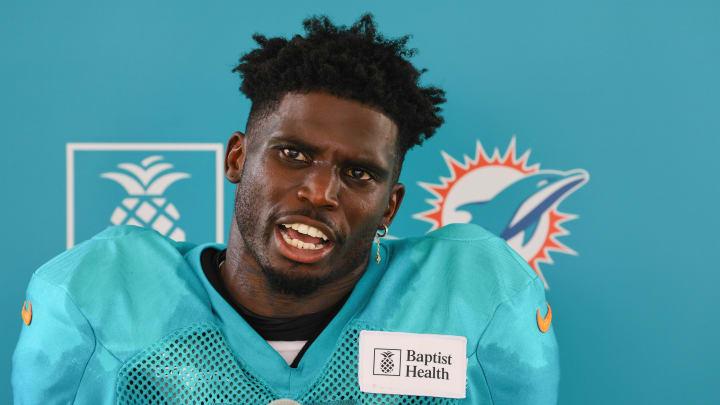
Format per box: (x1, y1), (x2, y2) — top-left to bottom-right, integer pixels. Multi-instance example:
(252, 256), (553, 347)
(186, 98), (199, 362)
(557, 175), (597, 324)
(12, 274), (95, 405)
(474, 276), (560, 404)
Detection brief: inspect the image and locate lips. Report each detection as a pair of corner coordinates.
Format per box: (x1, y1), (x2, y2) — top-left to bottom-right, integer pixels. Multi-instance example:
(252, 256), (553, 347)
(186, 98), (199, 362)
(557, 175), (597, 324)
(273, 216), (337, 263)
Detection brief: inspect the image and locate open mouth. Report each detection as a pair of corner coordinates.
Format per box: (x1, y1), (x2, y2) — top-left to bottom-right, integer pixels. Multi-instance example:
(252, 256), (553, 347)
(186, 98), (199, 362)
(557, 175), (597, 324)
(279, 223), (330, 249)
(275, 222), (335, 263)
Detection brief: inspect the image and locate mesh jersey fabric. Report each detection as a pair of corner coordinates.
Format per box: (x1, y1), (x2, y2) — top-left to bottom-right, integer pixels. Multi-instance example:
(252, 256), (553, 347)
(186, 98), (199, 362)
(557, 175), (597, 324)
(12, 224), (559, 404)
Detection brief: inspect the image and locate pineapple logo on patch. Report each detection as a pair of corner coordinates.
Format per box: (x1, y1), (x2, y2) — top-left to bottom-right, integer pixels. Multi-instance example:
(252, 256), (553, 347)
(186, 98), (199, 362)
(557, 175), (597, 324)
(414, 137), (589, 288)
(373, 348), (401, 376)
(100, 155), (190, 241)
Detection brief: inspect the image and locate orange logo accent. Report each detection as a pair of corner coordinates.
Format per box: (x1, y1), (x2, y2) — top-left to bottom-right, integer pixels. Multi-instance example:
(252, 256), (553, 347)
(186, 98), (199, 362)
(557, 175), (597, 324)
(21, 301), (32, 326)
(536, 302), (551, 333)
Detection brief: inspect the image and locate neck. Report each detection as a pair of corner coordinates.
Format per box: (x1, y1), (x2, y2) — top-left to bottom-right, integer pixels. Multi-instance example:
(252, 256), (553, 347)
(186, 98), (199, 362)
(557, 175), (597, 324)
(220, 220), (366, 318)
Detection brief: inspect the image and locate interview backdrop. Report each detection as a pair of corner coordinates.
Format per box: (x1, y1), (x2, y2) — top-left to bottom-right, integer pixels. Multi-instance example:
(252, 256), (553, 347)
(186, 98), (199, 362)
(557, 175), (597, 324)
(2, 1), (718, 403)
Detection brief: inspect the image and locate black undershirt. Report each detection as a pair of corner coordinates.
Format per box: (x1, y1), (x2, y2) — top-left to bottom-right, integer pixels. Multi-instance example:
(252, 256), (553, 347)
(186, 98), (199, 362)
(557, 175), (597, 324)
(199, 247), (349, 367)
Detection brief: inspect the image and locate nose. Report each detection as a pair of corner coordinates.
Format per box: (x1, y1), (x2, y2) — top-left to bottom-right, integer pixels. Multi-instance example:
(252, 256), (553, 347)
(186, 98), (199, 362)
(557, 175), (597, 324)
(297, 165), (340, 210)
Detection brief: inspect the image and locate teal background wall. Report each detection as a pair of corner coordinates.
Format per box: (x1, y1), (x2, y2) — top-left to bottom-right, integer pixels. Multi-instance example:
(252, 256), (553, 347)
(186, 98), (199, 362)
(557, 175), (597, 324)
(2, 0), (718, 403)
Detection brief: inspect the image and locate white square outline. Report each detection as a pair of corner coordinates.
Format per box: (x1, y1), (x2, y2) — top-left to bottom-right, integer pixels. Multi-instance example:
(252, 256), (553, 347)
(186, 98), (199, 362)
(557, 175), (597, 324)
(373, 348), (402, 376)
(66, 143), (224, 249)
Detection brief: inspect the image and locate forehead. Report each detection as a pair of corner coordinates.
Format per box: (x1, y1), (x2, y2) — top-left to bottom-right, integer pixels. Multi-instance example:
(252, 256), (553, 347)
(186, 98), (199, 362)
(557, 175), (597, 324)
(255, 93), (399, 161)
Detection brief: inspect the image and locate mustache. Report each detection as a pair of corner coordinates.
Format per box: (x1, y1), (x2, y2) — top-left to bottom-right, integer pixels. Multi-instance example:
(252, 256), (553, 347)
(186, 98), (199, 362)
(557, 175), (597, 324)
(269, 208), (343, 243)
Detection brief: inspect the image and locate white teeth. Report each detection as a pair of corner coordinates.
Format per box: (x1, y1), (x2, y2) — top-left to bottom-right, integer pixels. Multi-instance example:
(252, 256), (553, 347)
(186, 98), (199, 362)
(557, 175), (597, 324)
(281, 230), (323, 250)
(281, 223), (329, 241)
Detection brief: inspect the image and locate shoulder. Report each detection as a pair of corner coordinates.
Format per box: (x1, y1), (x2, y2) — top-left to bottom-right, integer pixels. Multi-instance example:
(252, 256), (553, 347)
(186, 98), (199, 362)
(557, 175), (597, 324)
(362, 223), (544, 344)
(391, 223), (540, 297)
(27, 225), (213, 358)
(34, 225), (194, 285)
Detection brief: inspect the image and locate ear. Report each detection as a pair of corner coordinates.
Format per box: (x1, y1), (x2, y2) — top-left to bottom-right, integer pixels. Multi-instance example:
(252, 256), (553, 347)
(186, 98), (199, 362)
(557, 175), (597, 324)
(225, 132), (246, 184)
(381, 183), (406, 229)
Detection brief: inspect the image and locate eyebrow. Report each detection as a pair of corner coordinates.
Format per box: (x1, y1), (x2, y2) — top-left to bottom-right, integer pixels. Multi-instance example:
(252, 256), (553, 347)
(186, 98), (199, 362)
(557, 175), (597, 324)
(269, 134), (391, 180)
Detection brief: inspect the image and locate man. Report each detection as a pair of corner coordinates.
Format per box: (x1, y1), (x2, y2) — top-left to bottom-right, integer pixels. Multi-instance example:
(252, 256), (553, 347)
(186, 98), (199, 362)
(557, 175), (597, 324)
(13, 14), (559, 404)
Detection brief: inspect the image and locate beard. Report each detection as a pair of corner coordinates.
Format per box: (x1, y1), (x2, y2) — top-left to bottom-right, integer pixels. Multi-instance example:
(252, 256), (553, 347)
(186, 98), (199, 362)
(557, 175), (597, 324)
(234, 170), (377, 297)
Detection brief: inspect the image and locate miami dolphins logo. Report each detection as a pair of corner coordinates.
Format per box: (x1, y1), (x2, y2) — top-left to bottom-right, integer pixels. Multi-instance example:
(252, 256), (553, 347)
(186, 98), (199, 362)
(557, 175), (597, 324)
(414, 138), (589, 287)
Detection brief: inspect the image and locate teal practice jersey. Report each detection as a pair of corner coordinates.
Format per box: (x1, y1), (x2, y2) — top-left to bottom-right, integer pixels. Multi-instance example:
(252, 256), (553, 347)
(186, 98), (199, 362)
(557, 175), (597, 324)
(13, 224), (559, 404)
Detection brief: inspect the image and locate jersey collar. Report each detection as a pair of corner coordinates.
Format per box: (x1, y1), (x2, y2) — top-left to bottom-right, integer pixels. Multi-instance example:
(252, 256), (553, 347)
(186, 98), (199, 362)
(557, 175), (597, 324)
(184, 242), (390, 396)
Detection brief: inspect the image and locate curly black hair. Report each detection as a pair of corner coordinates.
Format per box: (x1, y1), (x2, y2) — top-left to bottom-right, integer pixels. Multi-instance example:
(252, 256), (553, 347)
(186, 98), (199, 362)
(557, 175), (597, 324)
(232, 13), (446, 170)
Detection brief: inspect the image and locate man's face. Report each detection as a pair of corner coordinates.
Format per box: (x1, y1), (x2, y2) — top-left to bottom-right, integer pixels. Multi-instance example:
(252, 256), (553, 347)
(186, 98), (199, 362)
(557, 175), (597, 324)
(226, 92), (405, 296)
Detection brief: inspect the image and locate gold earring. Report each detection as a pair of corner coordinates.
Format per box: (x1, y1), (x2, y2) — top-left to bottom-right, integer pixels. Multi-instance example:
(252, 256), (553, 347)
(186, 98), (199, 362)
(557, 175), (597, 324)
(375, 224), (388, 263)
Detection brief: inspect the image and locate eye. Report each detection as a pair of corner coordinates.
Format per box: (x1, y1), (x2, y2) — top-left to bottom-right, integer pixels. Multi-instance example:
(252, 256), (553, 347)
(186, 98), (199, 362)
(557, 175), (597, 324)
(281, 147), (309, 162)
(345, 168), (372, 181)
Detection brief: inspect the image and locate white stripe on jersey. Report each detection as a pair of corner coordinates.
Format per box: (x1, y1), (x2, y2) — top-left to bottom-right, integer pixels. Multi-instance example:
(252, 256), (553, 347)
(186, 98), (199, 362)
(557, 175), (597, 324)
(267, 340), (307, 366)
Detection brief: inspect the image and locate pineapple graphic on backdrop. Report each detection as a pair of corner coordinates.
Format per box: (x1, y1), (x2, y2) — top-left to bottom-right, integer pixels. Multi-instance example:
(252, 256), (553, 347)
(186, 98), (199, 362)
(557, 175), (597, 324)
(380, 351), (395, 374)
(101, 155), (190, 241)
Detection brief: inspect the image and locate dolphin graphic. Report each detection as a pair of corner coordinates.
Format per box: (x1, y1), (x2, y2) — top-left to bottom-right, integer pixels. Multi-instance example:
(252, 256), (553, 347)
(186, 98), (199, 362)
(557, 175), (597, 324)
(456, 169), (588, 245)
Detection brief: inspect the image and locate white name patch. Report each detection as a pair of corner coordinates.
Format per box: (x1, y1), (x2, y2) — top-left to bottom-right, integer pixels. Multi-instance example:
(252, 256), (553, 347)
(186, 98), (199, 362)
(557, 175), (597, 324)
(358, 330), (467, 399)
